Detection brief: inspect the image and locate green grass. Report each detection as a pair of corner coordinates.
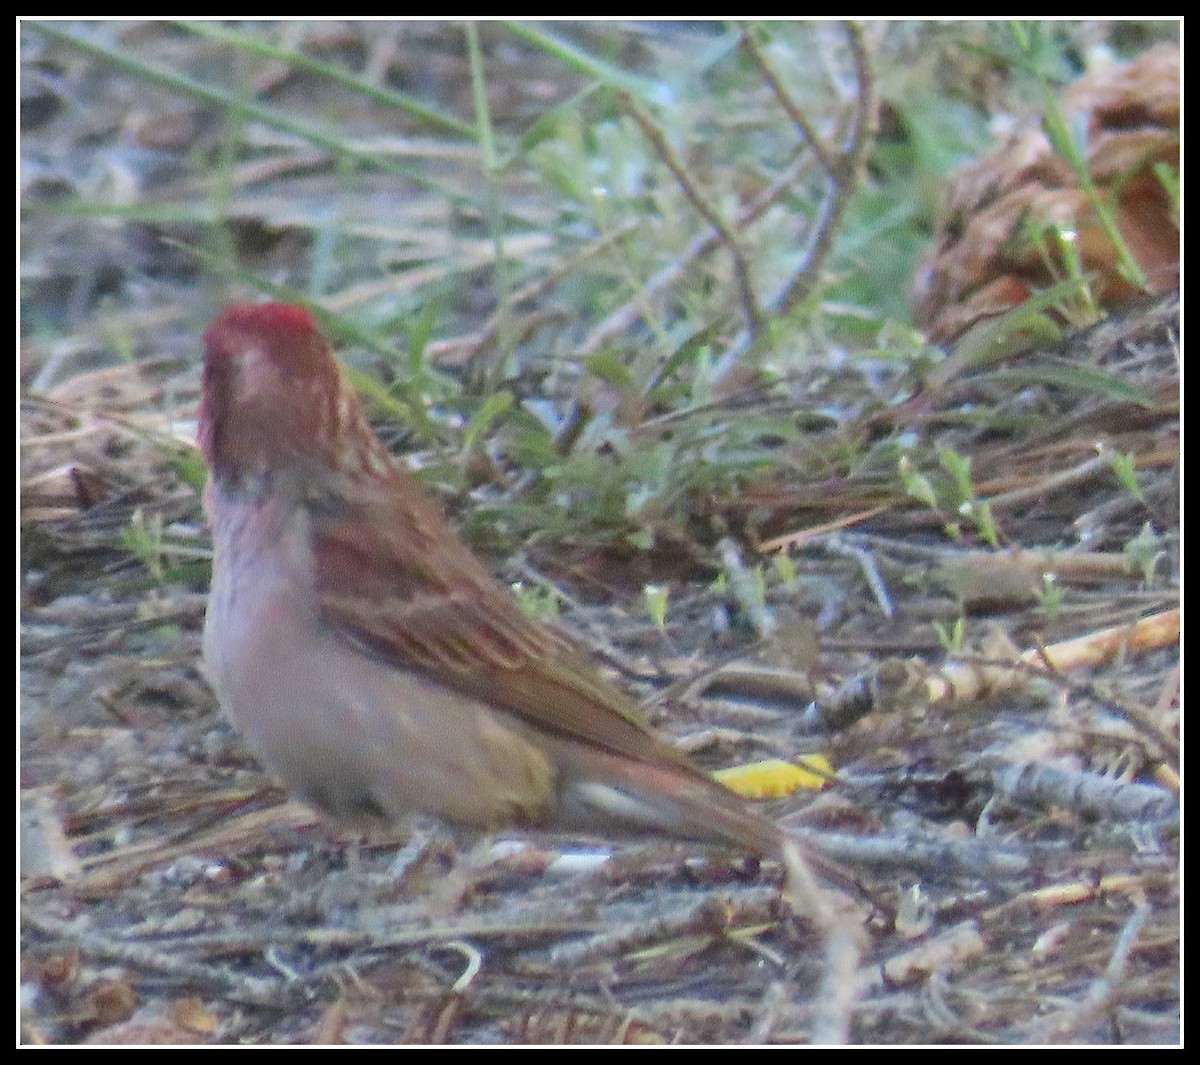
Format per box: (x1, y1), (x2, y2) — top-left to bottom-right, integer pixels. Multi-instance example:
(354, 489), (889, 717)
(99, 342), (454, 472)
(22, 20), (1179, 570)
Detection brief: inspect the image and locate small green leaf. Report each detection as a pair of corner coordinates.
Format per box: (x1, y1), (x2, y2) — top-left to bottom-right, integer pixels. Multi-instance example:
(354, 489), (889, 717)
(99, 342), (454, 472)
(643, 584), (669, 630)
(171, 450), (209, 491)
(408, 300), (441, 376)
(933, 616), (965, 652)
(1037, 571), (1063, 617)
(972, 500), (1001, 548)
(585, 349), (637, 387)
(1107, 451), (1145, 501)
(899, 456), (938, 508)
(986, 363), (1153, 407)
(938, 448), (974, 503)
(772, 551), (799, 589)
(1124, 522), (1162, 585)
(462, 391), (514, 453)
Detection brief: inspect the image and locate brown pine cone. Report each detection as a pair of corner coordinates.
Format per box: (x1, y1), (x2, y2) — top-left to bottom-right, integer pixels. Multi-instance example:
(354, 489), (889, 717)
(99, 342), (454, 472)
(912, 44), (1179, 345)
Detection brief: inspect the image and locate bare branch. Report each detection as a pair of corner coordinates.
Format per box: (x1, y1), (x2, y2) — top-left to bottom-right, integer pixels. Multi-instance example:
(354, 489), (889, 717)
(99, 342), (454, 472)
(622, 92), (764, 339)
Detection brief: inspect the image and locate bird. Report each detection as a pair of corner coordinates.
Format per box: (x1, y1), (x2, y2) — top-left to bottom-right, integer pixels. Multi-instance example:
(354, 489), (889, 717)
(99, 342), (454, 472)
(198, 301), (801, 873)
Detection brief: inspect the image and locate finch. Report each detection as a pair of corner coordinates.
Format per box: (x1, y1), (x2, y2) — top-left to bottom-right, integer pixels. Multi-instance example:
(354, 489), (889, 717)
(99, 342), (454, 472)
(199, 302), (787, 859)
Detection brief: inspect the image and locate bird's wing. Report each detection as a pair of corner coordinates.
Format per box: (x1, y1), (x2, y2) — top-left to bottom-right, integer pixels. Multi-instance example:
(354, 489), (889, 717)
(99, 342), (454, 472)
(311, 483), (702, 775)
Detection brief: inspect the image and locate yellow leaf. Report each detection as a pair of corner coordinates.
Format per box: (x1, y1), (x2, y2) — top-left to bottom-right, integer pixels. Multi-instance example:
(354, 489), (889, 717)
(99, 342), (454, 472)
(714, 755), (833, 799)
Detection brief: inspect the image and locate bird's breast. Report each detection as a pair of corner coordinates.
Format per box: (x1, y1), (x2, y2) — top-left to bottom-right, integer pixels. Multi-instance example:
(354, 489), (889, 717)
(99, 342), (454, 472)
(202, 486), (556, 831)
